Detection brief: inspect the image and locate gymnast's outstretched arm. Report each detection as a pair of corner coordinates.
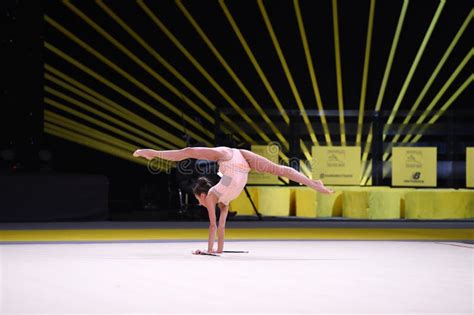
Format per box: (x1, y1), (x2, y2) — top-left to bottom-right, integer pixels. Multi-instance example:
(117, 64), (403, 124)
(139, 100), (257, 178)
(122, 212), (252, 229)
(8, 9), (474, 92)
(204, 193), (219, 253)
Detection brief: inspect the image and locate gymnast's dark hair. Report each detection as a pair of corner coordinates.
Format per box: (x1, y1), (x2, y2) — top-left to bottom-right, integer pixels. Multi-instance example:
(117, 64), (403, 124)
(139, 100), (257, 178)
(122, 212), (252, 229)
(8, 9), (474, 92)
(193, 177), (213, 195)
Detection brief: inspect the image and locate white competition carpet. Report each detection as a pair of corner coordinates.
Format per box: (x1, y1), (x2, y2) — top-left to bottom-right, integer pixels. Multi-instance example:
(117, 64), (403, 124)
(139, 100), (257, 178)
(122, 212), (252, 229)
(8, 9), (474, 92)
(1, 241), (473, 314)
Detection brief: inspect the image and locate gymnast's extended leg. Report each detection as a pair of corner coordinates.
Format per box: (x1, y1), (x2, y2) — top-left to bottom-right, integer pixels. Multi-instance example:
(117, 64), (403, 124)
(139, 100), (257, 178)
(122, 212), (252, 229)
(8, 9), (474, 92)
(239, 149), (333, 194)
(133, 147), (232, 162)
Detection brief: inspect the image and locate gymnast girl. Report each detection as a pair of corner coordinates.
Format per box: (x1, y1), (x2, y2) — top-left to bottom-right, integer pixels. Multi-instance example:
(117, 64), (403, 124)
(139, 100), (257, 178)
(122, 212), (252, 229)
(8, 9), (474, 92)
(133, 146), (333, 255)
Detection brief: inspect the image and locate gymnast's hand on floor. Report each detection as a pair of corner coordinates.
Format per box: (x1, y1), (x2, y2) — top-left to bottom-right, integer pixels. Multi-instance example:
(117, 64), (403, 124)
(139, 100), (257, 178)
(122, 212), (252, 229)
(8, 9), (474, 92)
(192, 249), (215, 255)
(193, 249), (223, 255)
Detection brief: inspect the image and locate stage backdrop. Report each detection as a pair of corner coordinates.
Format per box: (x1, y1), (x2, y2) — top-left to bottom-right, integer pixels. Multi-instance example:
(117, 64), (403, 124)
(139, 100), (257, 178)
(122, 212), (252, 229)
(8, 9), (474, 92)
(247, 144), (280, 185)
(392, 147), (437, 187)
(0, 174), (109, 222)
(312, 146), (361, 185)
(467, 148), (474, 188)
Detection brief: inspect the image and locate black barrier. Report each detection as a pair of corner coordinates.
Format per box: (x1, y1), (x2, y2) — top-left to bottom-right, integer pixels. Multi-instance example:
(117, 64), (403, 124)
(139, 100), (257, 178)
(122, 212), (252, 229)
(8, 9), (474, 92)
(0, 174), (108, 222)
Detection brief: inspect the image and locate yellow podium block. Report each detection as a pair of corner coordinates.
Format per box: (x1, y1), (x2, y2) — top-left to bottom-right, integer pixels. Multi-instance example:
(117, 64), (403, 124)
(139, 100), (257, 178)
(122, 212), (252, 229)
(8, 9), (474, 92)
(229, 187), (258, 215)
(405, 191), (435, 219)
(368, 191), (398, 219)
(317, 186), (374, 217)
(341, 188), (414, 219)
(405, 190), (473, 219)
(468, 190), (474, 218)
(293, 187), (317, 218)
(335, 186), (387, 219)
(317, 189), (343, 217)
(433, 191), (473, 219)
(367, 189), (414, 219)
(458, 189), (474, 218)
(257, 187), (291, 216)
(230, 186), (291, 216)
(343, 190), (369, 219)
(289, 188), (296, 216)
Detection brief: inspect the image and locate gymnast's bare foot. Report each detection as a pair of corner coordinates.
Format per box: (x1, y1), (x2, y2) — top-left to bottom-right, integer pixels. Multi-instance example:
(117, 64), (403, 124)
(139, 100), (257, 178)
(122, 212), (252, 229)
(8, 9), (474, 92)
(133, 149), (155, 160)
(311, 180), (334, 194)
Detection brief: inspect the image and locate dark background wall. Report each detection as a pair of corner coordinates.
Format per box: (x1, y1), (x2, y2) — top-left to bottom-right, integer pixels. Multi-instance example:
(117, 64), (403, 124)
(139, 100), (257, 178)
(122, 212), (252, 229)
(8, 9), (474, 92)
(1, 0), (43, 170)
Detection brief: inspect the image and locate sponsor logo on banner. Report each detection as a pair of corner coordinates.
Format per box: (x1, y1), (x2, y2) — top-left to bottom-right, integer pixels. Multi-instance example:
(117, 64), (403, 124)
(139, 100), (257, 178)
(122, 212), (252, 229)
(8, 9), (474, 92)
(327, 150), (345, 167)
(392, 147), (436, 187)
(312, 146), (361, 185)
(405, 151), (422, 168)
(403, 151), (425, 184)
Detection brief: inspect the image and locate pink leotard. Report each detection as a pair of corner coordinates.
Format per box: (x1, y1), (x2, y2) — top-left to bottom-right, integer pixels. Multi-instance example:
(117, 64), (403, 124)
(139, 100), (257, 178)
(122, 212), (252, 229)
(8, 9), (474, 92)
(209, 149), (250, 205)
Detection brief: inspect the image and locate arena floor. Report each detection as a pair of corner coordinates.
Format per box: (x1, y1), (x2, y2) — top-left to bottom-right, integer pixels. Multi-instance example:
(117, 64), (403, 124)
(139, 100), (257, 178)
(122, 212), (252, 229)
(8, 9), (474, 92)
(1, 240), (473, 314)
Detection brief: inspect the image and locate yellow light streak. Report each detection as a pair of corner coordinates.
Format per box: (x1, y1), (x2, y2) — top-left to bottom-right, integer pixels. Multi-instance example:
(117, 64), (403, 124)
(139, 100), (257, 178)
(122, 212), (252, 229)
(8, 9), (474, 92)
(46, 12), (211, 145)
(218, 0), (290, 149)
(44, 85), (169, 150)
(384, 12), (472, 156)
(331, 0), (346, 145)
(175, 0), (286, 148)
(360, 0), (410, 182)
(44, 112), (174, 169)
(44, 65), (181, 148)
(362, 74), (473, 185)
(45, 122), (168, 171)
(356, 0), (375, 147)
(44, 41), (193, 147)
(257, 0), (319, 147)
(293, 0), (332, 146)
(94, 0), (240, 141)
(138, 0), (261, 145)
(401, 51), (472, 144)
(44, 99), (171, 169)
(411, 74), (473, 143)
(94, 0), (214, 125)
(45, 111), (136, 152)
(383, 0), (446, 142)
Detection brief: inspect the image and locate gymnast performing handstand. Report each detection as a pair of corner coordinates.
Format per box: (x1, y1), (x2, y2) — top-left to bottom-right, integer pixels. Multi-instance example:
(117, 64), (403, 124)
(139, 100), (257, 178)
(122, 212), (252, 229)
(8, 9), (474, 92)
(133, 147), (333, 255)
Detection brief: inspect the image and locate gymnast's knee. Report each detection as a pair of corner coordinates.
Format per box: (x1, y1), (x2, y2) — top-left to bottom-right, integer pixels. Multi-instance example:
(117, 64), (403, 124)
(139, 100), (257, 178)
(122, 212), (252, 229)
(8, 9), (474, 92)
(181, 147), (193, 156)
